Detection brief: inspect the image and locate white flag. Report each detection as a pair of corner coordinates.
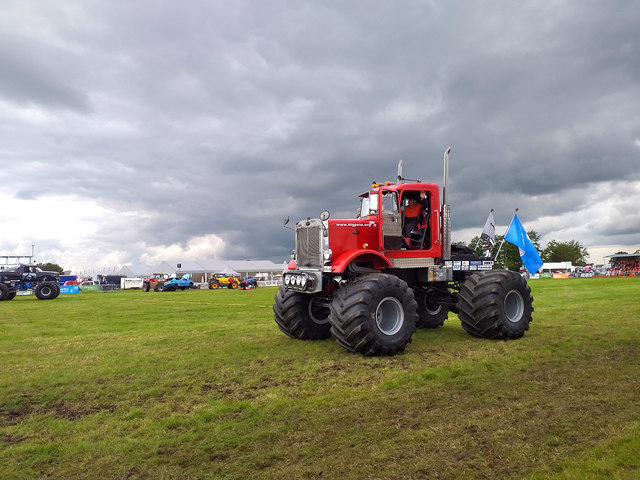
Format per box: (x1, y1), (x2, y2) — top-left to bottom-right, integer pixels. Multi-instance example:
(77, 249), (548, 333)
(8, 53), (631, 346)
(480, 210), (495, 256)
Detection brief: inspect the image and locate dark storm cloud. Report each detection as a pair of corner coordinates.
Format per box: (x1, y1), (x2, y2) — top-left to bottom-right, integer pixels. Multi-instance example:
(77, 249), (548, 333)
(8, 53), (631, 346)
(0, 32), (91, 112)
(1, 0), (639, 268)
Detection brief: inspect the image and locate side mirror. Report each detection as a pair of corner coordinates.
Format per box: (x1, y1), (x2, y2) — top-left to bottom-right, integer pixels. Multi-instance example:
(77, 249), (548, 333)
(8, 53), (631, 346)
(320, 210), (330, 221)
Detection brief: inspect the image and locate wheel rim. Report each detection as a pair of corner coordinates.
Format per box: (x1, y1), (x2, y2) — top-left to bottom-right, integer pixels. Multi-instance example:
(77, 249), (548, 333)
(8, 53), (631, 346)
(41, 286), (52, 296)
(425, 302), (442, 315)
(375, 297), (404, 336)
(504, 289), (525, 323)
(308, 297), (330, 325)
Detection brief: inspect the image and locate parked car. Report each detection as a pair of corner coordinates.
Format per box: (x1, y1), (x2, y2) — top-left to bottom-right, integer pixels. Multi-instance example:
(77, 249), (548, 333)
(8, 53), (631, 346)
(162, 274), (195, 291)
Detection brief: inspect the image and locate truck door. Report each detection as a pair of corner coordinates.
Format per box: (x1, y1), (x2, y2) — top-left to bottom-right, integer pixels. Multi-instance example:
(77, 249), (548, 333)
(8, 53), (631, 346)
(381, 191), (403, 250)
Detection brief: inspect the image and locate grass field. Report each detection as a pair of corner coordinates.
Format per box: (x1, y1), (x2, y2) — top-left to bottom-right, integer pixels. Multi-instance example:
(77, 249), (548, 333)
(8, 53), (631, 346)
(1, 278), (639, 479)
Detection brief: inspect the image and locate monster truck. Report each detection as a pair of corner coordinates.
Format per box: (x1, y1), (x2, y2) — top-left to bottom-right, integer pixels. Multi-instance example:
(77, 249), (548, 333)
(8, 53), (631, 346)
(0, 264), (61, 301)
(274, 148), (534, 356)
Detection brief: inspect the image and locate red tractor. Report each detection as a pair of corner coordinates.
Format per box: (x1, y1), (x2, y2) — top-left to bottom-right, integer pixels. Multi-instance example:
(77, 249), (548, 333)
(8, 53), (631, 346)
(274, 148), (534, 356)
(141, 273), (171, 292)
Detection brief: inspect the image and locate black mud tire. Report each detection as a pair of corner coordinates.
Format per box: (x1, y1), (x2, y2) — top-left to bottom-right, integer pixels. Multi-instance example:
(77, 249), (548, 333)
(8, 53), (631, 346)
(142, 282), (150, 292)
(6, 290), (17, 301)
(415, 290), (448, 328)
(273, 286), (332, 340)
(35, 282), (59, 300)
(457, 270), (533, 339)
(329, 273), (418, 356)
(0, 284), (11, 301)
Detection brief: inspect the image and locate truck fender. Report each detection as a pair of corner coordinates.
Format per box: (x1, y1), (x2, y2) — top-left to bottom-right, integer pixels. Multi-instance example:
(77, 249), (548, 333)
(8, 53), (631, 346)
(331, 250), (392, 273)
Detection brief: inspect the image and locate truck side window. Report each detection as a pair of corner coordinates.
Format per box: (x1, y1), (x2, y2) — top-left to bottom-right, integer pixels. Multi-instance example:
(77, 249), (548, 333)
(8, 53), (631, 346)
(381, 192), (398, 213)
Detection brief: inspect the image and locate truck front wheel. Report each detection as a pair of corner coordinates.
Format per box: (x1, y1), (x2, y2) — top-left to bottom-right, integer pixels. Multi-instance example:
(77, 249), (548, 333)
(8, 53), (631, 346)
(273, 287), (332, 340)
(142, 282), (150, 292)
(329, 273), (418, 356)
(35, 282), (59, 300)
(0, 284), (12, 301)
(457, 271), (533, 339)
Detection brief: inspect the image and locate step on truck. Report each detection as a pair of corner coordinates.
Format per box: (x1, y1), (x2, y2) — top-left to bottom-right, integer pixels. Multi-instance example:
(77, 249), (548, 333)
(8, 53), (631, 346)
(273, 148), (534, 356)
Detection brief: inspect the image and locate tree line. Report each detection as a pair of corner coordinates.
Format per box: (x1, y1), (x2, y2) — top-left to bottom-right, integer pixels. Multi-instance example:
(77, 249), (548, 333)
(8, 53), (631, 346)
(464, 233), (590, 272)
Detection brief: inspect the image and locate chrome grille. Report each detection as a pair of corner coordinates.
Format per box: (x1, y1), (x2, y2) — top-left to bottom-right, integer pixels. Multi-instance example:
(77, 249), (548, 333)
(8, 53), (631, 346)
(295, 220), (322, 268)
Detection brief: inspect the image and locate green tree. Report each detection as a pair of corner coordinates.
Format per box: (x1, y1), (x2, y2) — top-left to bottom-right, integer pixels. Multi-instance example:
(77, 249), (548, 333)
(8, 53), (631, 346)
(37, 262), (64, 274)
(541, 240), (589, 266)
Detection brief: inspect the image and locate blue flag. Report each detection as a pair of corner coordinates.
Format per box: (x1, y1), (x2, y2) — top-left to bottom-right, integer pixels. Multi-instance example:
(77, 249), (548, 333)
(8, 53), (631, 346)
(504, 214), (543, 275)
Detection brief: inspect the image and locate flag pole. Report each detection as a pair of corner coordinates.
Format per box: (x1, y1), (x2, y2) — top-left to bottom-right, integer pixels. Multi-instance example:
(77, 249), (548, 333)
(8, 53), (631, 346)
(493, 208), (518, 261)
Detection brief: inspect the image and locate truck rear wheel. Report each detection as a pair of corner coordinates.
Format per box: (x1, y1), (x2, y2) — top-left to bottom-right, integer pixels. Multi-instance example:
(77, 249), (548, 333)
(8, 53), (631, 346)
(457, 271), (533, 339)
(415, 290), (448, 328)
(35, 282), (59, 300)
(329, 273), (418, 356)
(273, 287), (332, 340)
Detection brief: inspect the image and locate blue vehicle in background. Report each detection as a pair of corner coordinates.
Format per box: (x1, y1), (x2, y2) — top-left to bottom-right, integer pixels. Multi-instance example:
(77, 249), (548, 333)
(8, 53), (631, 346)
(240, 277), (258, 289)
(162, 274), (195, 291)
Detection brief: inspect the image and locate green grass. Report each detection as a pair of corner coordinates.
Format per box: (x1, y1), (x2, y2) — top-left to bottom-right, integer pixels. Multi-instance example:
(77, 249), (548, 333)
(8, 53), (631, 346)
(1, 278), (639, 479)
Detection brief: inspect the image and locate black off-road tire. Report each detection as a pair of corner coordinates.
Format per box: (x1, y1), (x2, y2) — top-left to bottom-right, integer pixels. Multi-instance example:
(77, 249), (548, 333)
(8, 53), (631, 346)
(6, 290), (17, 301)
(329, 273), (418, 356)
(273, 286), (332, 340)
(415, 290), (448, 328)
(34, 282), (59, 300)
(0, 284), (11, 301)
(142, 282), (150, 292)
(457, 270), (533, 339)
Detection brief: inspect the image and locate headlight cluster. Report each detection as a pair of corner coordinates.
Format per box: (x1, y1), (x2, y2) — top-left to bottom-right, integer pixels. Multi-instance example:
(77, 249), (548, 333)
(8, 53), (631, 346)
(283, 272), (314, 291)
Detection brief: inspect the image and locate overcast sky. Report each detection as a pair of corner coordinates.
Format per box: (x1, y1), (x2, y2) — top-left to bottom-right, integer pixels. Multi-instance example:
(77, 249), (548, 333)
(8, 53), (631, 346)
(1, 0), (639, 271)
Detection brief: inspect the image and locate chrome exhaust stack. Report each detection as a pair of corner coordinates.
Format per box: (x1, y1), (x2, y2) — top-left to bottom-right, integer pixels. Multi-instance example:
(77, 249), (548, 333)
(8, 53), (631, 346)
(441, 147), (451, 261)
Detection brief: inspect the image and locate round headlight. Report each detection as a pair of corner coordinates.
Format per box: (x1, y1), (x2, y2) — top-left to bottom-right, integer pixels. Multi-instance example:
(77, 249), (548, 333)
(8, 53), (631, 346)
(296, 275), (303, 286)
(284, 275), (291, 285)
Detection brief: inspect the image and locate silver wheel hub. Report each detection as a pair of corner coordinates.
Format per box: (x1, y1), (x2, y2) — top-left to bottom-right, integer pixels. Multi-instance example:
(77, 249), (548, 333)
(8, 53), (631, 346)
(376, 297), (404, 335)
(504, 289), (524, 323)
